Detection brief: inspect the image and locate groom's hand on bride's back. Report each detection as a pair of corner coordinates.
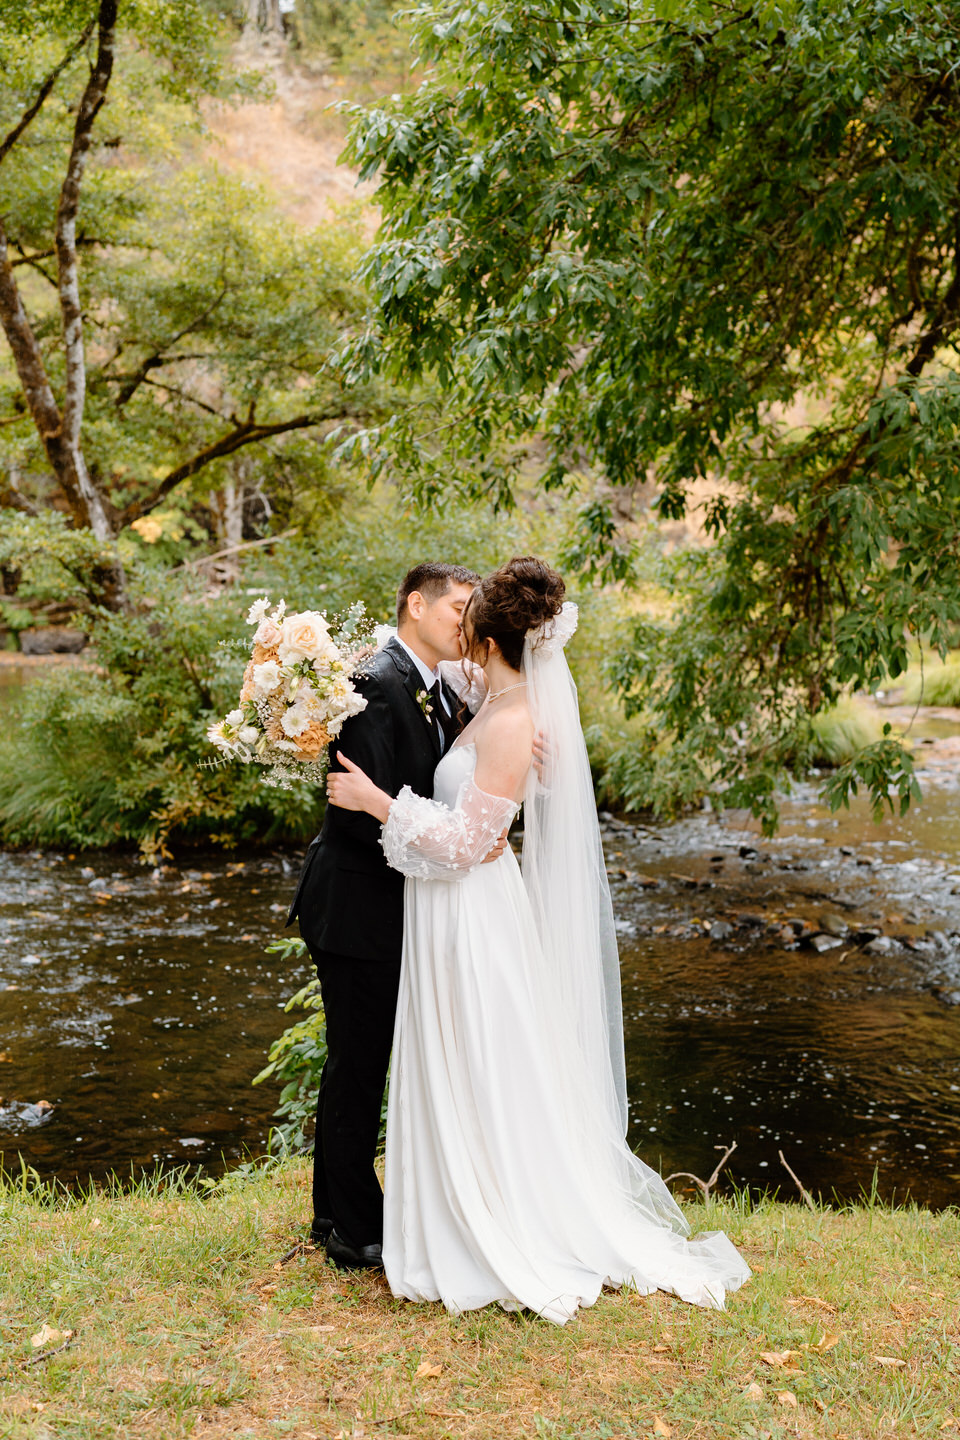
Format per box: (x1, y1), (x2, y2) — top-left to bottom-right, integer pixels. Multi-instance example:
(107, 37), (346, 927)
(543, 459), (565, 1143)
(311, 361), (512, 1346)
(532, 729), (552, 785)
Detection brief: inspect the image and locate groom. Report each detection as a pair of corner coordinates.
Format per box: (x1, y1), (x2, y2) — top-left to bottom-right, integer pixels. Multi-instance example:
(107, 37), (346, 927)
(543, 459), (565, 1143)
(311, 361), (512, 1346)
(287, 562), (489, 1268)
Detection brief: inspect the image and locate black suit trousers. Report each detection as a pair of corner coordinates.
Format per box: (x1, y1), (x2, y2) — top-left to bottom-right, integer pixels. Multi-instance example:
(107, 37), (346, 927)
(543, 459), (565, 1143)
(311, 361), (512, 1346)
(310, 946), (401, 1249)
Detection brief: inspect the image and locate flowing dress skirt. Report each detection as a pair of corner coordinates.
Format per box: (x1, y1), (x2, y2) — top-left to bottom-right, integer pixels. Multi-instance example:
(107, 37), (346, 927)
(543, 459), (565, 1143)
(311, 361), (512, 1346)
(382, 848), (750, 1324)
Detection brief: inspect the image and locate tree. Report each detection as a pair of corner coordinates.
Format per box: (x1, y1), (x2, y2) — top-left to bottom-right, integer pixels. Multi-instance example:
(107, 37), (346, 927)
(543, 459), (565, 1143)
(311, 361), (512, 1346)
(0, 0), (370, 607)
(339, 0), (960, 823)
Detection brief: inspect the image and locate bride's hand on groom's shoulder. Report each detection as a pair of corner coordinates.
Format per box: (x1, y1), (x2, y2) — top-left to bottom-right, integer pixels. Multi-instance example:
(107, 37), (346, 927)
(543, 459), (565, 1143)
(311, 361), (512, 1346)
(326, 755), (392, 823)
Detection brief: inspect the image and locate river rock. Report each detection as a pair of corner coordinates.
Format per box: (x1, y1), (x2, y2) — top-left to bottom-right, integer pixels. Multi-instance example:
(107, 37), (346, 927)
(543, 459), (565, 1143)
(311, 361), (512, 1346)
(808, 933), (844, 952)
(864, 935), (900, 956)
(818, 912), (849, 936)
(19, 626), (88, 655)
(709, 920), (734, 941)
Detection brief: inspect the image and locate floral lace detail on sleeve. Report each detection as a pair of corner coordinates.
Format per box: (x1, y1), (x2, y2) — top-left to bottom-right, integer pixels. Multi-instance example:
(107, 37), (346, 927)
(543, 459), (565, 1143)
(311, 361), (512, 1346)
(381, 781), (517, 881)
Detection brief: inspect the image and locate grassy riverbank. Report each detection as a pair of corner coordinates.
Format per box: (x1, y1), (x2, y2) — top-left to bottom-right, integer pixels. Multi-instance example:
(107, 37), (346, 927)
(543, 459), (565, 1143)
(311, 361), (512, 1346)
(1, 1162), (957, 1439)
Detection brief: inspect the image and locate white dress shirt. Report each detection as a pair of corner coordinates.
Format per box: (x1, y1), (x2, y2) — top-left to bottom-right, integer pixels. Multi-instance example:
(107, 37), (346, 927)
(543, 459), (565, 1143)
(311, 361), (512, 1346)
(396, 636), (451, 747)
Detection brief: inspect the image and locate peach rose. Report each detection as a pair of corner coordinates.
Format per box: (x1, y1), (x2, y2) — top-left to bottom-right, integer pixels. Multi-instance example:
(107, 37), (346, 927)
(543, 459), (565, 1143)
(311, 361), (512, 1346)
(254, 617), (283, 649)
(295, 722), (330, 759)
(240, 660), (256, 704)
(252, 641), (280, 665)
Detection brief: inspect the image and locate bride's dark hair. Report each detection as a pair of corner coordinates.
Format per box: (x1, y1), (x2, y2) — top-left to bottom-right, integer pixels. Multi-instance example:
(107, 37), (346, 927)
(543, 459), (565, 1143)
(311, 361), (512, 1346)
(463, 556), (565, 671)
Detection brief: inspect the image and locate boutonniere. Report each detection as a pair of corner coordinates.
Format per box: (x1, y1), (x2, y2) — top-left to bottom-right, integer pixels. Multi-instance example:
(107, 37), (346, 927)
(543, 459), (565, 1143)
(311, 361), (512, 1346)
(415, 687), (434, 720)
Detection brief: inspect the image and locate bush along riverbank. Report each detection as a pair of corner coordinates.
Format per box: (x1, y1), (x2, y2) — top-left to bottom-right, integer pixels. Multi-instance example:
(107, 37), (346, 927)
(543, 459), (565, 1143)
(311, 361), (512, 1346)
(1, 1161), (957, 1439)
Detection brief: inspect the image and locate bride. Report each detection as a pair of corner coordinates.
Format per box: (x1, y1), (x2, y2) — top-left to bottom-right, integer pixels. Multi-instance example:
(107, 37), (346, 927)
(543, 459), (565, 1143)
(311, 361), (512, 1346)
(326, 556), (750, 1323)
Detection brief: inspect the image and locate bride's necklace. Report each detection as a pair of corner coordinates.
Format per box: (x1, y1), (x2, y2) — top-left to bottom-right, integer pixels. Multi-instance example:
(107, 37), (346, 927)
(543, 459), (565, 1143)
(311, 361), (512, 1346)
(487, 681), (527, 703)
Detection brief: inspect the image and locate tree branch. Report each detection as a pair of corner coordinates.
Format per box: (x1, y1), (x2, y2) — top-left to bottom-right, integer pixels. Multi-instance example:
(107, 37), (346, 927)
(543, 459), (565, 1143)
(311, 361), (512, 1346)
(906, 217), (960, 378)
(110, 287), (230, 407)
(115, 411), (347, 528)
(55, 0), (118, 540)
(0, 19), (96, 167)
(0, 219), (66, 457)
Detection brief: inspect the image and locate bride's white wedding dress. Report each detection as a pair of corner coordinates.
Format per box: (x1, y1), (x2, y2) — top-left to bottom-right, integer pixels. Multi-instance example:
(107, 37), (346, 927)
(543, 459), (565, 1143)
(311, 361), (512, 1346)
(380, 726), (750, 1324)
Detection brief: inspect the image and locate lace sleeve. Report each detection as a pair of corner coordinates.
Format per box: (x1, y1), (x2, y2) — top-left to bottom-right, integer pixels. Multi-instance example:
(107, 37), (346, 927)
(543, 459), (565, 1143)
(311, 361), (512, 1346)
(381, 780), (517, 881)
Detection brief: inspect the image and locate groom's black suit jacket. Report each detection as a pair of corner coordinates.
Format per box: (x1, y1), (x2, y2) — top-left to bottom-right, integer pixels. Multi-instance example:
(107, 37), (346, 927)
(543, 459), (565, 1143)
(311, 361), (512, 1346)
(287, 637), (463, 962)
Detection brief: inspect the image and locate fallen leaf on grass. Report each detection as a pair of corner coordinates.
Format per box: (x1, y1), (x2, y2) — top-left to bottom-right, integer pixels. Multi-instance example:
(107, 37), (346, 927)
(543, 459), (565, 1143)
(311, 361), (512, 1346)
(777, 1391), (798, 1409)
(760, 1350), (803, 1370)
(873, 1355), (906, 1367)
(810, 1330), (841, 1352)
(30, 1324), (73, 1349)
(744, 1382), (764, 1400)
(415, 1361), (443, 1378)
(939, 1417), (958, 1431)
(653, 1418), (672, 1438)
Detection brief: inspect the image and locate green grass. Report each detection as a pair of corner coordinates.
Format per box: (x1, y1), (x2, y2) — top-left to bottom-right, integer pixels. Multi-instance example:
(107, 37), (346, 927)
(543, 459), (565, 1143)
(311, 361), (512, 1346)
(0, 1161), (957, 1438)
(899, 656), (960, 708)
(809, 698), (892, 766)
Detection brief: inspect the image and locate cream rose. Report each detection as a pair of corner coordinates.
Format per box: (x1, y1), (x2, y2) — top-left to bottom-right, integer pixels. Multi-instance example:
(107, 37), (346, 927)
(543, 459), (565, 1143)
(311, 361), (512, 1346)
(278, 611), (335, 665)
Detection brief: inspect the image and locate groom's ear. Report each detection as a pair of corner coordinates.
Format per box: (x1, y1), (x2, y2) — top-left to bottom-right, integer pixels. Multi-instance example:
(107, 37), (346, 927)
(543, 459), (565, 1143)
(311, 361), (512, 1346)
(405, 590), (425, 622)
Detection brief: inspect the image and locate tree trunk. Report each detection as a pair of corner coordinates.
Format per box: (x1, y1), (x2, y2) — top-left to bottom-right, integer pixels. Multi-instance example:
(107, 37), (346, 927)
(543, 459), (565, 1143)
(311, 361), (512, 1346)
(243, 0), (284, 35)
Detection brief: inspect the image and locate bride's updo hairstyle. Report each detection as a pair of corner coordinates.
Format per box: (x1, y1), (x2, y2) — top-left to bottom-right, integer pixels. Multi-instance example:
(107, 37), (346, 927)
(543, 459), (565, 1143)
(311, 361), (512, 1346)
(464, 556), (565, 672)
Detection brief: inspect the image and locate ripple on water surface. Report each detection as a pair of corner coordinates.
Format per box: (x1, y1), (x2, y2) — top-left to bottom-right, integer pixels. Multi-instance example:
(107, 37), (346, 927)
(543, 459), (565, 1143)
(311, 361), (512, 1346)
(0, 850), (312, 1184)
(1, 764), (959, 1204)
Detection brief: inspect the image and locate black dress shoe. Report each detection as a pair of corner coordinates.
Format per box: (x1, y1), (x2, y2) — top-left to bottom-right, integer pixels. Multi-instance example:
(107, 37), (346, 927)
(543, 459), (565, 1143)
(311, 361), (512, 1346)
(310, 1217), (334, 1244)
(324, 1228), (384, 1270)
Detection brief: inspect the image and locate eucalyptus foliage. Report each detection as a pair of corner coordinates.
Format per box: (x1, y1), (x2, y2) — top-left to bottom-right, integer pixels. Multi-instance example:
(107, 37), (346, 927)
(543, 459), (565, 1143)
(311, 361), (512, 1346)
(338, 0), (960, 824)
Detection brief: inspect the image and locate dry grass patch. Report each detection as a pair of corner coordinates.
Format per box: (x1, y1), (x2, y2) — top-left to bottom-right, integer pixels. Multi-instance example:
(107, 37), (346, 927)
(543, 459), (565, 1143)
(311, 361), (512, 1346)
(0, 1161), (957, 1439)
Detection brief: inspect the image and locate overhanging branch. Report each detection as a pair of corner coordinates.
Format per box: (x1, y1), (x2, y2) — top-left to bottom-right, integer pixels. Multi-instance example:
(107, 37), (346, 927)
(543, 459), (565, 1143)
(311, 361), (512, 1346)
(0, 19), (96, 167)
(116, 410), (349, 528)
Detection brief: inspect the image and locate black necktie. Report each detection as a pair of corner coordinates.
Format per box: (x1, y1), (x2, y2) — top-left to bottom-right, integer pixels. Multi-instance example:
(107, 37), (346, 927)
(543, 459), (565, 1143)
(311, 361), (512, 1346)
(428, 679), (446, 750)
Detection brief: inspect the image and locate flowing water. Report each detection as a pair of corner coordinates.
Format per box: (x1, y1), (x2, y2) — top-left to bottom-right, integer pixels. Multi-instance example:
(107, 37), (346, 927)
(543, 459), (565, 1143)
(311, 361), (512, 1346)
(1, 726), (959, 1206)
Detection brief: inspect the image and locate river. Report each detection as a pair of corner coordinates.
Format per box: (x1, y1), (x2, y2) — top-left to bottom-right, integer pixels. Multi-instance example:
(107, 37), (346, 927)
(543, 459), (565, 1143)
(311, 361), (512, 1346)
(1, 724), (959, 1206)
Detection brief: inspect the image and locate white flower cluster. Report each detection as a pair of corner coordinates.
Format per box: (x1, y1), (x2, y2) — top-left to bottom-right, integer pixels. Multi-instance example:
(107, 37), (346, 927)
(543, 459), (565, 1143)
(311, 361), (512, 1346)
(526, 600), (579, 656)
(206, 597), (371, 787)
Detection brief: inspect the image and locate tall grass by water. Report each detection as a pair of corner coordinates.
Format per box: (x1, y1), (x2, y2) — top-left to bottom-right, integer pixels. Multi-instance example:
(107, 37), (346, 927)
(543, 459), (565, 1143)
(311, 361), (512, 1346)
(1, 1159), (957, 1438)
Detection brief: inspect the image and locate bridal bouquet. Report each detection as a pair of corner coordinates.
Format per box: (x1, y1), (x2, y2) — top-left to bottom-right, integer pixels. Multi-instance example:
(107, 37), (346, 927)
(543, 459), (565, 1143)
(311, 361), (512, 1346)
(207, 597), (370, 787)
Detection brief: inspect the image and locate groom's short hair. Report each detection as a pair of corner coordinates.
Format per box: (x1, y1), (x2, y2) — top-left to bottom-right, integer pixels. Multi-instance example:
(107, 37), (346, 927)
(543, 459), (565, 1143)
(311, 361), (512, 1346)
(396, 562), (481, 623)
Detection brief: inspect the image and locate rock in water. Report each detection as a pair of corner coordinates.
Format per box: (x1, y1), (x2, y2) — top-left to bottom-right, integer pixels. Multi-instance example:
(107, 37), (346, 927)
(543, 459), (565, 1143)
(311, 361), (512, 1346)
(20, 627), (88, 655)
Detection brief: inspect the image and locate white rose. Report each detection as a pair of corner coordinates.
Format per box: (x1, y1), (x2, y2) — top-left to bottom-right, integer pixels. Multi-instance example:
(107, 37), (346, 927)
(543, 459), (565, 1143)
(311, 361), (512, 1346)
(238, 725), (259, 744)
(226, 708), (244, 727)
(278, 611), (334, 665)
(252, 660), (281, 695)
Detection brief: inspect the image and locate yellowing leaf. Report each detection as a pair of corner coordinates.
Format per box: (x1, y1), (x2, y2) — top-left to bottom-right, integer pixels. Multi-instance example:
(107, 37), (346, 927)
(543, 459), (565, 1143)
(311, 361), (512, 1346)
(777, 1390), (798, 1408)
(415, 1361), (443, 1378)
(811, 1330), (841, 1352)
(30, 1324), (72, 1349)
(760, 1349), (803, 1370)
(653, 1418), (672, 1438)
(873, 1355), (906, 1367)
(744, 1382), (764, 1400)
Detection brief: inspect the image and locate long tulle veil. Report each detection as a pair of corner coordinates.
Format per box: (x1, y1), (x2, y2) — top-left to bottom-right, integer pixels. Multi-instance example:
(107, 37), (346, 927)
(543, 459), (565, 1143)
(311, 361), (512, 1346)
(521, 602), (689, 1234)
(520, 602), (628, 1131)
